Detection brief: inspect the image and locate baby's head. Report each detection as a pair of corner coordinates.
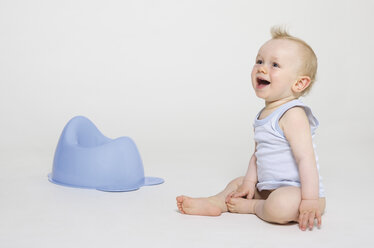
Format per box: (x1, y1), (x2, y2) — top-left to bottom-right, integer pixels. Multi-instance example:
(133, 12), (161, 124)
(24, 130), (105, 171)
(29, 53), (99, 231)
(252, 27), (318, 100)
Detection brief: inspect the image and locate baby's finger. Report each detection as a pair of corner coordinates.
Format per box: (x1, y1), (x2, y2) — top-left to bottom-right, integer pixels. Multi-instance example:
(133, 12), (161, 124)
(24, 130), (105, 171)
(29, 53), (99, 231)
(298, 213), (303, 229)
(232, 191), (244, 198)
(246, 192), (254, 199)
(225, 192), (234, 202)
(299, 213), (308, 231)
(308, 212), (315, 230)
(316, 211), (322, 228)
(227, 191), (239, 201)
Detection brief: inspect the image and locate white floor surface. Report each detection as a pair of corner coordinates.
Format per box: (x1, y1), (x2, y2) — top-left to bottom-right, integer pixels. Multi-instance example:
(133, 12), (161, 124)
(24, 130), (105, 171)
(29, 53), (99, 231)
(1, 128), (374, 248)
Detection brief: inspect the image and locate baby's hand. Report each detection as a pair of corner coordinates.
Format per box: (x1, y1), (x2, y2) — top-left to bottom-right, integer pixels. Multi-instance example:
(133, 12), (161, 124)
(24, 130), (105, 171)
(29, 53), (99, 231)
(225, 181), (255, 203)
(298, 199), (322, 231)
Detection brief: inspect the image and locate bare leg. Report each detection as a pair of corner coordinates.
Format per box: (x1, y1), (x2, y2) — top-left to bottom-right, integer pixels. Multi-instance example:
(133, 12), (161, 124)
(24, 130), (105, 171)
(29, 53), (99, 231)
(176, 176), (245, 216)
(228, 186), (326, 225)
(252, 187), (301, 224)
(227, 197), (259, 214)
(255, 187), (326, 224)
(226, 186), (271, 214)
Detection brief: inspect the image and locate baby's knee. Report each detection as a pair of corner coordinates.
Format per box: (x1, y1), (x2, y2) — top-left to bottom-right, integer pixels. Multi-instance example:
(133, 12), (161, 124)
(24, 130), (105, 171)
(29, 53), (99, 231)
(263, 187), (301, 224)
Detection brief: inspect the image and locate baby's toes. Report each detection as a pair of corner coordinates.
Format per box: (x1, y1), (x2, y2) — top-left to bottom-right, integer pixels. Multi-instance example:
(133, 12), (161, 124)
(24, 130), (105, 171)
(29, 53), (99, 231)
(228, 197), (238, 205)
(227, 203), (233, 212)
(227, 199), (238, 213)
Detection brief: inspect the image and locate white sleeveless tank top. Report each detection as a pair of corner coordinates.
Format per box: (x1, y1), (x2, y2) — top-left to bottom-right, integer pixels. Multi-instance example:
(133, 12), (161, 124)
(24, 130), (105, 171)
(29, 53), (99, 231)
(253, 99), (325, 197)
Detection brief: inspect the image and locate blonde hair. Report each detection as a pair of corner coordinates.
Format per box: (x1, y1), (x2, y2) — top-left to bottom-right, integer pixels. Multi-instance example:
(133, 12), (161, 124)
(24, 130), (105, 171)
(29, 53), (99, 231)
(270, 26), (318, 96)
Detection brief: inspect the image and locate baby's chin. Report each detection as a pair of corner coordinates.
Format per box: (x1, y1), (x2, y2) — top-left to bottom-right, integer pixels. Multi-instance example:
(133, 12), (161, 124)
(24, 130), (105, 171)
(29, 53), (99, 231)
(253, 91), (267, 100)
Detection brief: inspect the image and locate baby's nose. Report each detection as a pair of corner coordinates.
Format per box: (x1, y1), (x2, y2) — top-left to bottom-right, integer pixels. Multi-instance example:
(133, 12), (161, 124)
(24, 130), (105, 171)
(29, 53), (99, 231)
(258, 65), (267, 74)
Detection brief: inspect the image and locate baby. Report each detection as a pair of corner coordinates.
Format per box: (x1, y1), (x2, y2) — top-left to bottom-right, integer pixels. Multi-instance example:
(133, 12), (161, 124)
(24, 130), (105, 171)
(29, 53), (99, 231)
(176, 27), (326, 231)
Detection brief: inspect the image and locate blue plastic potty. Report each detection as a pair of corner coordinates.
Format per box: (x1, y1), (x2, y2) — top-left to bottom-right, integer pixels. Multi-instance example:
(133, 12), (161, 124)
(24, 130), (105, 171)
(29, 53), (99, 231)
(48, 116), (164, 191)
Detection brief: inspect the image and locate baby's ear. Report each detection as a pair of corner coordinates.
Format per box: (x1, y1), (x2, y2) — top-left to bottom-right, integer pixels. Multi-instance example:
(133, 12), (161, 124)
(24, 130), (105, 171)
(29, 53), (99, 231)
(292, 76), (311, 94)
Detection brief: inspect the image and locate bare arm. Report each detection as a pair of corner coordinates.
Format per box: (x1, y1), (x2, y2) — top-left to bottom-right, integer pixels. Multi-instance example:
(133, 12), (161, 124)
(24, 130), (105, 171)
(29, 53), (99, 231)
(243, 152), (258, 186)
(280, 107), (321, 230)
(226, 144), (258, 201)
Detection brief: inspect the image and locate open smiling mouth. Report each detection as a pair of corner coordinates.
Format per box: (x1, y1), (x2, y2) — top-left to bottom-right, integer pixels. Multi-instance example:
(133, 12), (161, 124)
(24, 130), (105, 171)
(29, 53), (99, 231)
(257, 78), (271, 87)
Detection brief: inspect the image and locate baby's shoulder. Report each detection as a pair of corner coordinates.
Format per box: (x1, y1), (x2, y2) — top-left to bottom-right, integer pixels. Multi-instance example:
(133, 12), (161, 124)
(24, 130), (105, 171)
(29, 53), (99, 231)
(278, 106), (310, 132)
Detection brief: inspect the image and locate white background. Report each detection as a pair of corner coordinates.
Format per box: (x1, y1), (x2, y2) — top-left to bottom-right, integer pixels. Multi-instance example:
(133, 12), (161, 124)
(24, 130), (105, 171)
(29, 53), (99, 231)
(1, 0), (373, 247)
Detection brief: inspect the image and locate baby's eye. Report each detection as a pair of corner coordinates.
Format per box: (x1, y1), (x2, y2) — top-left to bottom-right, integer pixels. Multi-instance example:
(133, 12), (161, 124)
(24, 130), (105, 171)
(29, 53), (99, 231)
(272, 62), (279, 68)
(256, 59), (263, 64)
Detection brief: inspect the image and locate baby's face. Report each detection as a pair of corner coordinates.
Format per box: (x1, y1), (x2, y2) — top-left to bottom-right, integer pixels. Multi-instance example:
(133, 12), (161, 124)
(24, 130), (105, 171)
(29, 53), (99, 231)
(251, 39), (304, 102)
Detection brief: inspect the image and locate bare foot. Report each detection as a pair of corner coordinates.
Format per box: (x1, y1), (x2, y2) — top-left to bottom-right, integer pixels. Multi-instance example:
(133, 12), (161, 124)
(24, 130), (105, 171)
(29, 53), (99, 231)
(176, 195), (223, 216)
(227, 197), (258, 214)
